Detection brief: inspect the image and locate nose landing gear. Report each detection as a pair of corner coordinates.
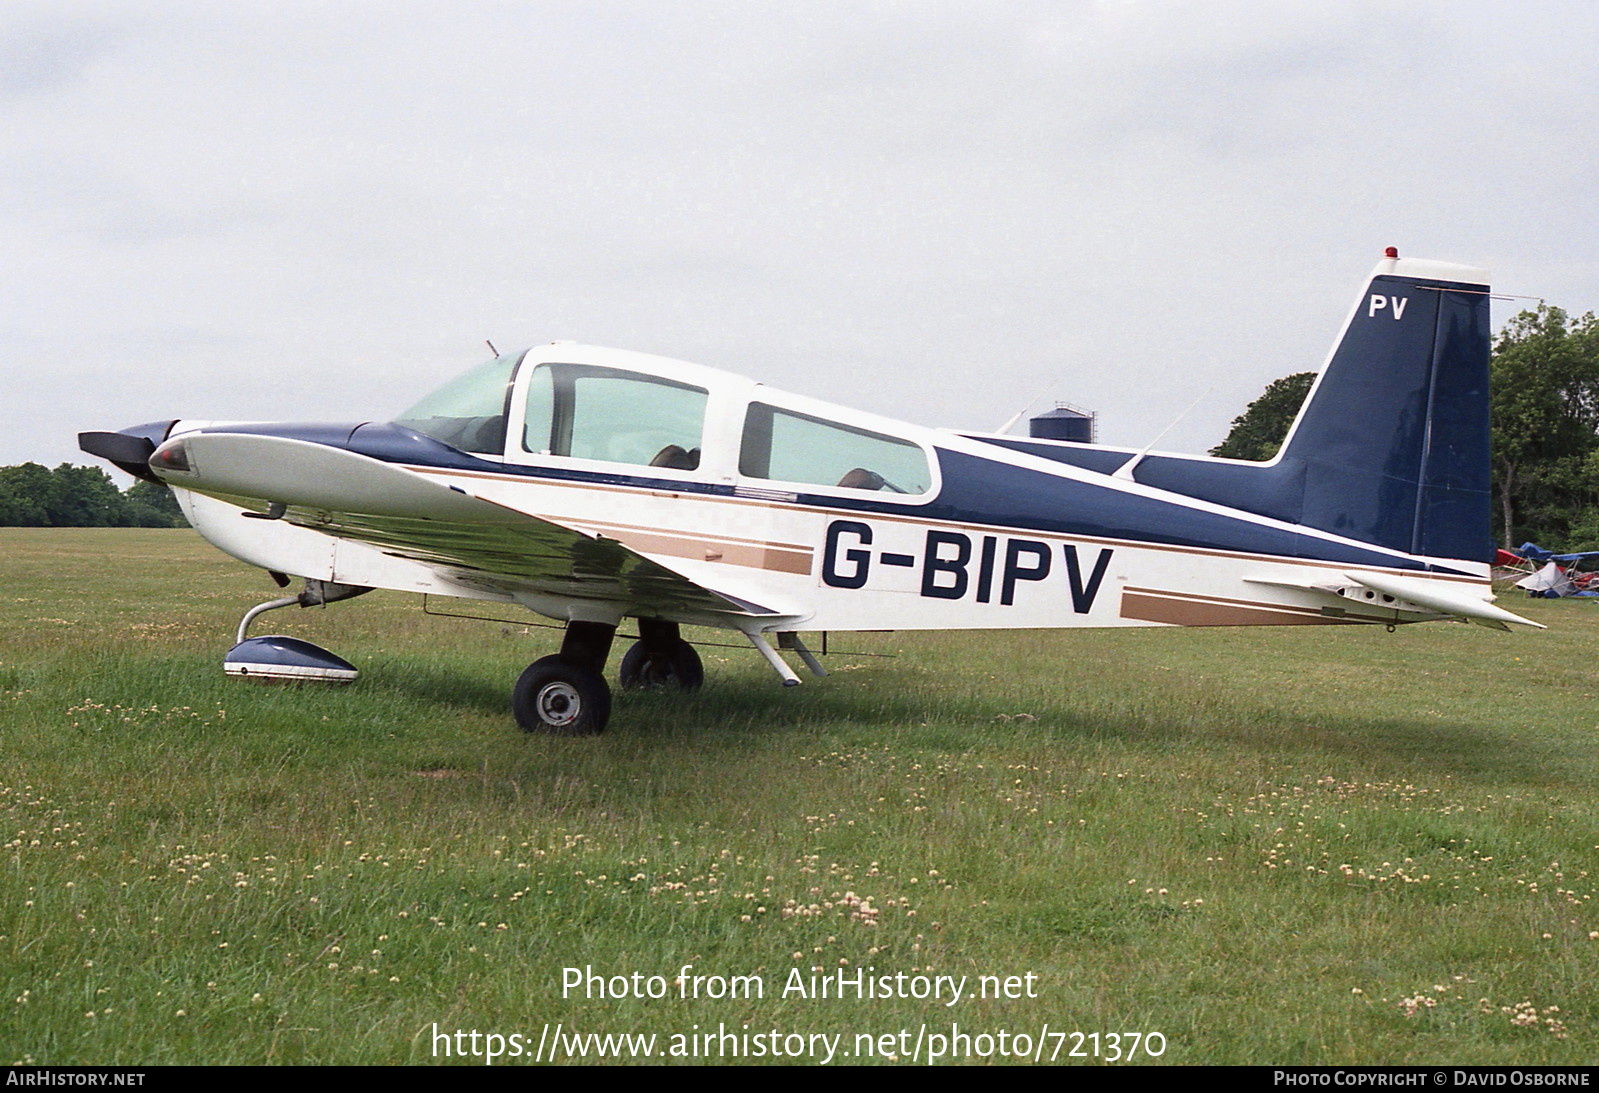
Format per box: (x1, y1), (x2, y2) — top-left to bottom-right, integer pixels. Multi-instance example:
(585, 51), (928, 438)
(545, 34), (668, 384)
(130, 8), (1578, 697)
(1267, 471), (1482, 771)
(223, 579), (370, 683)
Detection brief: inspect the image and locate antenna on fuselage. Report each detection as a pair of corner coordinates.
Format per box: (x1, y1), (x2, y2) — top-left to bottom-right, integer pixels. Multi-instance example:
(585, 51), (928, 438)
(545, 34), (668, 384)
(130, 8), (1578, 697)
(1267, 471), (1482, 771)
(485, 339), (499, 357)
(994, 384), (1061, 435)
(1112, 386), (1213, 482)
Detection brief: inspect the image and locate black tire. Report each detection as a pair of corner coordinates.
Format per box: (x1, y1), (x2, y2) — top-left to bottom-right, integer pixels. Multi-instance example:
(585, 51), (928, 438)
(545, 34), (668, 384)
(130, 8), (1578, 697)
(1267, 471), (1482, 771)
(617, 638), (704, 692)
(512, 655), (611, 735)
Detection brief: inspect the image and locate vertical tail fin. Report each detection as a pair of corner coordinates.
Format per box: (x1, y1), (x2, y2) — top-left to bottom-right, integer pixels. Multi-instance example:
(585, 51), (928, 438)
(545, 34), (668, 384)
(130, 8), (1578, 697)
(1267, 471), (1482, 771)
(1277, 254), (1492, 562)
(961, 251), (1494, 568)
(1112, 253), (1494, 568)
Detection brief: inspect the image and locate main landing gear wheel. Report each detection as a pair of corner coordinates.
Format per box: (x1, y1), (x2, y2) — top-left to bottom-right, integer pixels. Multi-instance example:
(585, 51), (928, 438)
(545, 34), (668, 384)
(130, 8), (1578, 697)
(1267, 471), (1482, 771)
(513, 655), (611, 735)
(618, 637), (703, 692)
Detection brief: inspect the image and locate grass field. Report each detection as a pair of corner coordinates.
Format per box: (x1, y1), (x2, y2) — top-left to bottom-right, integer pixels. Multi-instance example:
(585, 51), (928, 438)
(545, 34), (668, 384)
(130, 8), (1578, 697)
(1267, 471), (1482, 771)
(2, 528), (1596, 1065)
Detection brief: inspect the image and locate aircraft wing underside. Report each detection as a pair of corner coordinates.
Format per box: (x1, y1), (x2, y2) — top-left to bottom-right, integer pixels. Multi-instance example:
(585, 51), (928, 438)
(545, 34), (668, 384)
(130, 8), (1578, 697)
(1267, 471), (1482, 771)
(286, 506), (774, 618)
(154, 432), (779, 622)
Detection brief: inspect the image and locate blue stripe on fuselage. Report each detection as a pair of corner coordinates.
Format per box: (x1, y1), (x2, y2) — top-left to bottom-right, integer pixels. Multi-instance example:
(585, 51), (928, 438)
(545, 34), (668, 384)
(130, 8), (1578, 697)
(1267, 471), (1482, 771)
(207, 422), (1458, 573)
(812, 449), (1458, 574)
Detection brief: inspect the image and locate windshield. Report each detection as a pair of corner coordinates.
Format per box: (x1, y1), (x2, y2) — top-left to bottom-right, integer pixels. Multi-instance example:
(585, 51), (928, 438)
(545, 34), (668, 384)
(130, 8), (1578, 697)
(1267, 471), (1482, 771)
(394, 350), (525, 455)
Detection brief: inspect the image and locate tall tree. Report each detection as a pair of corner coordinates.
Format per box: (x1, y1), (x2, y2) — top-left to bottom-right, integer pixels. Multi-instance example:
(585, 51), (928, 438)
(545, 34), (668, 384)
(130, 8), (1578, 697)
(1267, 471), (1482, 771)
(48, 463), (133, 527)
(1488, 305), (1599, 549)
(1209, 372), (1314, 460)
(0, 463), (54, 526)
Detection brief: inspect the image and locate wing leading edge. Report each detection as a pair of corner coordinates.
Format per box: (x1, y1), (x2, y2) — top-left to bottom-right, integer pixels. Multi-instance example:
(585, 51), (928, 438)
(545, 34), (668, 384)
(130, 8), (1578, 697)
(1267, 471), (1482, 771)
(150, 431), (786, 623)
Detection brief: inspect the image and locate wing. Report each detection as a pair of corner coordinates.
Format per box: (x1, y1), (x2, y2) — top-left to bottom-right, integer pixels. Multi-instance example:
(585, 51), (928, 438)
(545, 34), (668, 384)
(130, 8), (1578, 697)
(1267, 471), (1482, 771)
(151, 431), (790, 622)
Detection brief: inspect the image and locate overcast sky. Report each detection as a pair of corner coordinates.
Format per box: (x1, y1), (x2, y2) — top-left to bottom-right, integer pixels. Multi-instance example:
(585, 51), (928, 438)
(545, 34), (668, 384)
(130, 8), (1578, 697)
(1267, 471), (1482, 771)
(7, 1), (1599, 474)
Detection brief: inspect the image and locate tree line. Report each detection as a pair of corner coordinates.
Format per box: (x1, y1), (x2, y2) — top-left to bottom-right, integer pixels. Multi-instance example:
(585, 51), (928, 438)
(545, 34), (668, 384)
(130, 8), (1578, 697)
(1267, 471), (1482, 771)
(0, 463), (188, 528)
(1213, 305), (1599, 552)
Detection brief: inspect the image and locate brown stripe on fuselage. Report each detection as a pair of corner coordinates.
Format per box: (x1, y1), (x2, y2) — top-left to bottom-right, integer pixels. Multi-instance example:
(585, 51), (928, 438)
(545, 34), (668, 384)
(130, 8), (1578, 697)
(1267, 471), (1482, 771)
(573, 523), (813, 575)
(1121, 588), (1369, 627)
(573, 516), (813, 556)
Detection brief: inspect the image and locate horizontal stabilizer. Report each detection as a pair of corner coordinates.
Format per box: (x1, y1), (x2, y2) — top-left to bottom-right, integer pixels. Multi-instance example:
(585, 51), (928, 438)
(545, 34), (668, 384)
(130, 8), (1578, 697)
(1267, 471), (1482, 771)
(1246, 571), (1542, 630)
(1342, 571), (1543, 630)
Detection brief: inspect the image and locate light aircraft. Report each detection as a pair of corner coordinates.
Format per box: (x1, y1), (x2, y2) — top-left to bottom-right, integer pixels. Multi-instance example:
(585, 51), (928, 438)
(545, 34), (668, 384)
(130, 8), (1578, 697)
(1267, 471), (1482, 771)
(80, 249), (1540, 736)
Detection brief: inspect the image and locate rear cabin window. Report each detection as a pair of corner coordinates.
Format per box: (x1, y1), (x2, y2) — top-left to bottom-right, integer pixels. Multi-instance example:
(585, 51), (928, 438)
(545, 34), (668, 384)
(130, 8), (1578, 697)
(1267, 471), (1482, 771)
(739, 403), (931, 494)
(521, 364), (708, 471)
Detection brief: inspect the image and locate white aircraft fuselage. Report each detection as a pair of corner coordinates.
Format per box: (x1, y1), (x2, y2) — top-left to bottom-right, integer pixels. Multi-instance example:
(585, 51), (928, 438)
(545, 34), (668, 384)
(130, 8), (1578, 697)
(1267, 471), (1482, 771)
(80, 252), (1536, 734)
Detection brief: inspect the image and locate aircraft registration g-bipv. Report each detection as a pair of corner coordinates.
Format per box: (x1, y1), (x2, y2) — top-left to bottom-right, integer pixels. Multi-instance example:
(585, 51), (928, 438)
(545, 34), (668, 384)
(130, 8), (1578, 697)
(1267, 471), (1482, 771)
(81, 249), (1539, 736)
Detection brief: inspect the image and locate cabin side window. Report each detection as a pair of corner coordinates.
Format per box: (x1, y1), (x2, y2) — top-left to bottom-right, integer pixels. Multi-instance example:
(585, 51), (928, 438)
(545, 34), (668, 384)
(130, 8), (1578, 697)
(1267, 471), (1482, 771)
(521, 364), (708, 471)
(739, 403), (931, 494)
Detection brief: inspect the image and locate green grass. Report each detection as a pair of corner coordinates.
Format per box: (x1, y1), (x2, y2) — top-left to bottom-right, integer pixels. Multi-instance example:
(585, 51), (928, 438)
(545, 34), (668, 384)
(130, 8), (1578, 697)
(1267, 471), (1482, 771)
(2, 528), (1596, 1064)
